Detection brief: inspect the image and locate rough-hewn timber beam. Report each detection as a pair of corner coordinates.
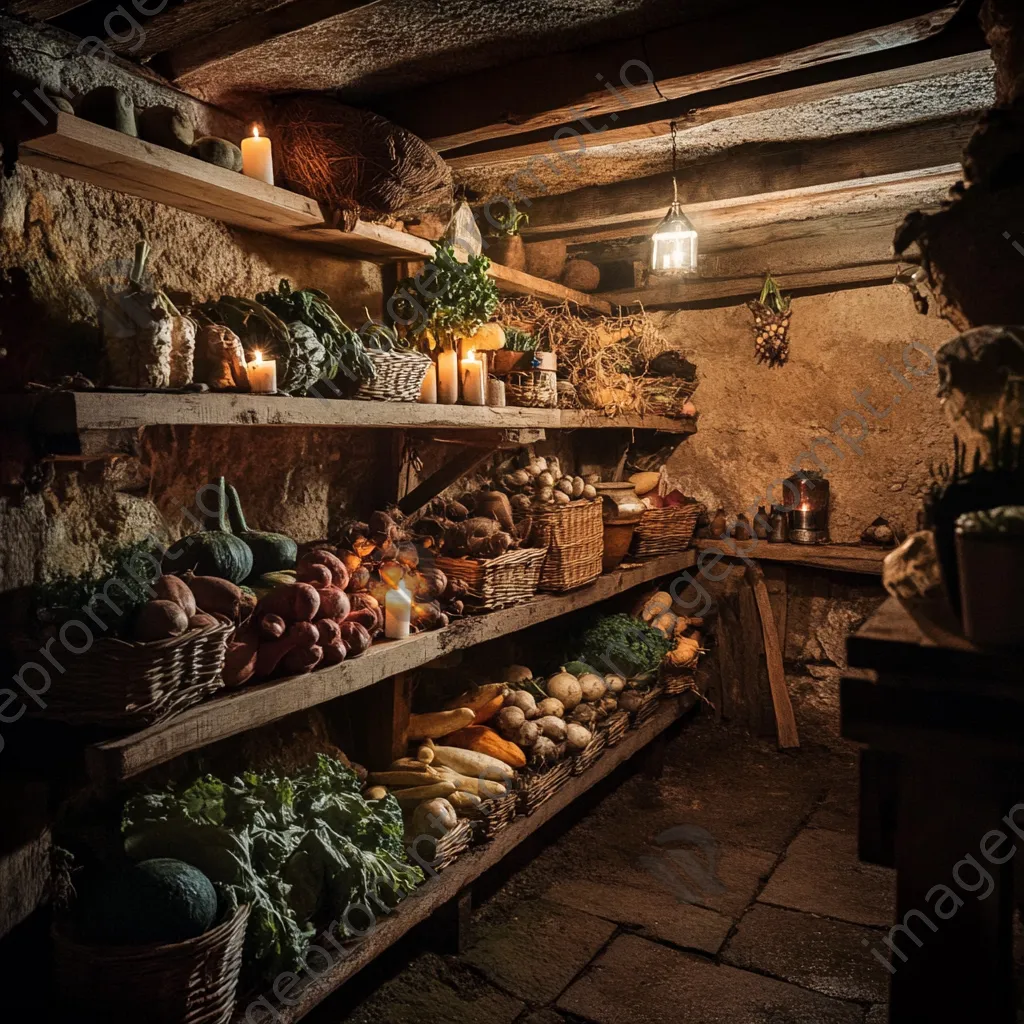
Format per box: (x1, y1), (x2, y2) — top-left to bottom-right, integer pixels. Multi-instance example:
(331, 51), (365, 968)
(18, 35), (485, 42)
(379, 2), (965, 151)
(516, 115), (977, 240)
(6, 0), (90, 17)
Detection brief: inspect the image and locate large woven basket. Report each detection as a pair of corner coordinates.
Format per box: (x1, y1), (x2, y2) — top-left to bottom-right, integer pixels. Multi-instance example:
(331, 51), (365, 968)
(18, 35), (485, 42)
(518, 499), (603, 592)
(26, 621), (232, 728)
(602, 710), (630, 747)
(630, 684), (666, 727)
(571, 730), (607, 776)
(356, 350), (431, 402)
(471, 791), (518, 844)
(435, 547), (547, 612)
(54, 904), (249, 1024)
(516, 758), (573, 815)
(630, 503), (701, 558)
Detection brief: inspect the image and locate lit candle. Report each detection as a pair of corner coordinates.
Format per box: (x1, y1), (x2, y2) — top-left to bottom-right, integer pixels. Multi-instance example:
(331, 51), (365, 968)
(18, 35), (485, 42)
(438, 348), (459, 405)
(241, 125), (273, 185)
(460, 349), (485, 406)
(385, 581), (412, 640)
(246, 350), (277, 393)
(419, 362), (437, 403)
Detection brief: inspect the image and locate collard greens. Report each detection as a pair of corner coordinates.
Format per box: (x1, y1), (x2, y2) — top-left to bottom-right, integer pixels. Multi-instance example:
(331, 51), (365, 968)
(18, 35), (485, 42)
(122, 755), (422, 978)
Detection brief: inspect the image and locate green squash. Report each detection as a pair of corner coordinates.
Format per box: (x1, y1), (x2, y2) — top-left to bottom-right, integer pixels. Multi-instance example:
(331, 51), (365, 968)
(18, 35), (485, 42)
(226, 482), (298, 578)
(162, 477), (253, 583)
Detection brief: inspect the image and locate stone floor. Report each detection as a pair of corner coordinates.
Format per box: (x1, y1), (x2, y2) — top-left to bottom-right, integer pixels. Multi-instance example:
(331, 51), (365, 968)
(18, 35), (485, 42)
(314, 715), (898, 1024)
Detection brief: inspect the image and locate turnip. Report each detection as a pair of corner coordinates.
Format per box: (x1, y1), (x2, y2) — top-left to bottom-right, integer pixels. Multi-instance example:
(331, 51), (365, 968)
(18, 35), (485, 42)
(537, 715), (567, 742)
(536, 697), (565, 719)
(566, 723), (593, 752)
(546, 669), (582, 711)
(578, 672), (607, 701)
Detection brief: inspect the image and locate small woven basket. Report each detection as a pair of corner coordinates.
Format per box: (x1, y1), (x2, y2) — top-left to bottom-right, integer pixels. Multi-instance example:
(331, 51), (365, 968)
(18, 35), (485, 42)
(556, 380), (582, 409)
(506, 369), (557, 408)
(435, 547), (547, 612)
(630, 503), (701, 559)
(518, 499), (603, 592)
(643, 376), (698, 418)
(53, 904), (249, 1024)
(516, 758), (573, 815)
(602, 710), (630, 747)
(661, 667), (699, 697)
(471, 791), (518, 844)
(355, 350), (431, 402)
(25, 621), (232, 728)
(571, 730), (607, 776)
(407, 817), (475, 872)
(629, 684), (666, 728)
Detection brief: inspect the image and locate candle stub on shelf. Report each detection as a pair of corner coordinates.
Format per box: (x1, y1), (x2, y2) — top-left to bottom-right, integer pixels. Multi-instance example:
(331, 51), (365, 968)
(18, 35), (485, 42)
(461, 349), (485, 406)
(241, 125), (274, 185)
(487, 377), (506, 407)
(246, 350), (277, 393)
(438, 348), (458, 405)
(419, 362), (437, 404)
(385, 582), (412, 639)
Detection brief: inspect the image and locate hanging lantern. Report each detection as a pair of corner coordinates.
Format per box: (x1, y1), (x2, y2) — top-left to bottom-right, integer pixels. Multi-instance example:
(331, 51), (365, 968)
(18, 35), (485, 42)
(650, 122), (698, 276)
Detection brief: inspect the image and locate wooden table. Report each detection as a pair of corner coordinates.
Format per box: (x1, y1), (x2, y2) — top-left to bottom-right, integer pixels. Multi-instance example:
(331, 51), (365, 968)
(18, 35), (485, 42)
(842, 599), (1023, 1022)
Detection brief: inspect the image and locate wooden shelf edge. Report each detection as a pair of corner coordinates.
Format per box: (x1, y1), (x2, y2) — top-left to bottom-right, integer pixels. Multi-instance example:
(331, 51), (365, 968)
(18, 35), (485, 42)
(86, 551), (698, 781)
(691, 538), (887, 574)
(4, 393), (698, 436)
(17, 114), (609, 314)
(240, 694), (696, 1024)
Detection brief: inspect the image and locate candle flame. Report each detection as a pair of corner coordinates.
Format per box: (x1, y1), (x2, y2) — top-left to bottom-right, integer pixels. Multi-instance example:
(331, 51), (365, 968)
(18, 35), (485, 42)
(467, 349), (476, 361)
(253, 350), (263, 365)
(252, 125), (260, 139)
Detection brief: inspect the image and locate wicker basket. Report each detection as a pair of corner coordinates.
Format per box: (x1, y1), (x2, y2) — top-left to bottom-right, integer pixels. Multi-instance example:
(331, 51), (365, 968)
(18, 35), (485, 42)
(355, 350), (431, 402)
(630, 503), (702, 559)
(556, 380), (582, 409)
(643, 376), (698, 418)
(571, 730), (607, 776)
(435, 547), (547, 612)
(506, 369), (557, 408)
(630, 684), (666, 728)
(53, 904), (249, 1024)
(661, 667), (699, 696)
(516, 758), (573, 815)
(518, 499), (603, 592)
(471, 791), (518, 844)
(27, 621), (232, 729)
(407, 817), (475, 872)
(602, 710), (630, 747)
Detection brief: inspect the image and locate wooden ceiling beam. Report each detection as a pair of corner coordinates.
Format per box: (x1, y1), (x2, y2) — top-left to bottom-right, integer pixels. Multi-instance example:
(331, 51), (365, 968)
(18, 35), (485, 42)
(151, 0), (382, 79)
(6, 0), (91, 18)
(445, 47), (992, 172)
(515, 115), (976, 239)
(379, 2), (967, 152)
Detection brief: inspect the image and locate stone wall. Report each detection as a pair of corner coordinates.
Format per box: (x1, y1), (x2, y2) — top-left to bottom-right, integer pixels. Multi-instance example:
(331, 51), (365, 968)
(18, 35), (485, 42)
(652, 284), (958, 544)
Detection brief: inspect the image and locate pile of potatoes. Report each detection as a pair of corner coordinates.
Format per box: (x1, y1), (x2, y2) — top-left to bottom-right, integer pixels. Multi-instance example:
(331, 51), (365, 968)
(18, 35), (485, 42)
(495, 456), (600, 512)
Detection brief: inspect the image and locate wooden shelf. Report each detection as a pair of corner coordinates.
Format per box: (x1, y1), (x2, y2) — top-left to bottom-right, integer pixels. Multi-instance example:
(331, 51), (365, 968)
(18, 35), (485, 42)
(85, 551), (697, 781)
(239, 694), (695, 1024)
(17, 113), (612, 314)
(7, 391), (698, 443)
(691, 538), (887, 575)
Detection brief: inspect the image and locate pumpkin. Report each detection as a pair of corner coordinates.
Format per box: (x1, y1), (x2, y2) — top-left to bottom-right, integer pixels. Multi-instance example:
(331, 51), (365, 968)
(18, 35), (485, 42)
(226, 482), (297, 577)
(162, 477), (253, 584)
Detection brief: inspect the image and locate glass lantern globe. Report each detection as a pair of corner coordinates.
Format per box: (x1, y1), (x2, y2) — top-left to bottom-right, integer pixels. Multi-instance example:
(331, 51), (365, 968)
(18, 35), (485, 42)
(650, 201), (698, 275)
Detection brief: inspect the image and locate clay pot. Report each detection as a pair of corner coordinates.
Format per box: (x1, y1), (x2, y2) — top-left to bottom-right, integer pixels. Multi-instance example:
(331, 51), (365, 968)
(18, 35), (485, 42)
(602, 521), (637, 572)
(594, 483), (644, 523)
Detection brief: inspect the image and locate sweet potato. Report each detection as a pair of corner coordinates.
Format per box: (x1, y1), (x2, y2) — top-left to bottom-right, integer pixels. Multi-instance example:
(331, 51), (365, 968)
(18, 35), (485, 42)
(344, 608), (378, 632)
(134, 600), (189, 642)
(315, 586), (351, 622)
(279, 643), (323, 675)
(188, 612), (219, 630)
(295, 563), (332, 589)
(254, 620), (319, 678)
(222, 629), (259, 687)
(297, 549), (349, 590)
(257, 582), (320, 623)
(260, 613), (287, 640)
(321, 638), (348, 666)
(183, 571), (243, 620)
(153, 575), (197, 618)
(338, 620), (371, 656)
(316, 619), (341, 646)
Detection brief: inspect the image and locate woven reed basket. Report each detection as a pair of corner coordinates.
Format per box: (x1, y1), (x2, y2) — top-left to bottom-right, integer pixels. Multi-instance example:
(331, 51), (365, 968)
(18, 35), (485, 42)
(26, 621), (232, 728)
(602, 710), (630, 747)
(506, 369), (557, 408)
(471, 791), (518, 844)
(571, 730), (607, 776)
(630, 503), (702, 559)
(435, 547), (547, 612)
(662, 667), (699, 696)
(53, 904), (249, 1024)
(630, 684), (666, 727)
(519, 498), (603, 592)
(356, 350), (431, 402)
(516, 758), (573, 815)
(408, 817), (475, 872)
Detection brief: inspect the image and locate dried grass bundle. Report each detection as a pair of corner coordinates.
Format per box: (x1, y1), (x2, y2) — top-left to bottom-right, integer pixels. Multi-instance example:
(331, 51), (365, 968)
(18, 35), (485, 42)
(267, 96), (453, 224)
(497, 298), (668, 416)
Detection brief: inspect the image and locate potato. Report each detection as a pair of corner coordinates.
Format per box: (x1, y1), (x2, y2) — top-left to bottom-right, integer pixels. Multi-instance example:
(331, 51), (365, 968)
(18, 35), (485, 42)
(409, 798), (457, 839)
(496, 705), (526, 738)
(566, 723), (593, 752)
(536, 697), (564, 718)
(537, 715), (567, 741)
(516, 720), (540, 748)
(578, 672), (607, 701)
(508, 690), (539, 719)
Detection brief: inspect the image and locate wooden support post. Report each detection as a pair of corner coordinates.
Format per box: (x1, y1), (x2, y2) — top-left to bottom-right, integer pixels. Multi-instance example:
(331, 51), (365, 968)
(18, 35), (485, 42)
(347, 673), (411, 771)
(435, 888), (473, 955)
(397, 446), (494, 515)
(746, 564), (799, 749)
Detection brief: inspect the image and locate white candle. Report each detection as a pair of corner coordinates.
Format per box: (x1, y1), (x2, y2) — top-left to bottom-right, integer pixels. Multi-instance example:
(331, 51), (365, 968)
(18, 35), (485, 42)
(246, 350), (277, 393)
(487, 377), (506, 407)
(460, 350), (485, 406)
(419, 363), (437, 403)
(385, 582), (412, 639)
(438, 348), (459, 405)
(241, 125), (274, 185)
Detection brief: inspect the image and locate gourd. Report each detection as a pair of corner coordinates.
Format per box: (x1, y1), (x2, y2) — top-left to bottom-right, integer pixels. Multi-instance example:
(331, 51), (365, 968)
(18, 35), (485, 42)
(162, 478), (253, 584)
(442, 726), (527, 768)
(226, 482), (297, 577)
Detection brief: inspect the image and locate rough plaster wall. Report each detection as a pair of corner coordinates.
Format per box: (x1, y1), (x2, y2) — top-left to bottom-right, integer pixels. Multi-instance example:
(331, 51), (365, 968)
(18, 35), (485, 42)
(654, 284), (957, 543)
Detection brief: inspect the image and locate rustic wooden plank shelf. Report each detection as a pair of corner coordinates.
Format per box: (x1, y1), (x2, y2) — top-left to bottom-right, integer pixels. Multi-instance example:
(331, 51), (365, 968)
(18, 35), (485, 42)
(17, 113), (612, 314)
(86, 551), (698, 781)
(7, 391), (698, 437)
(692, 538), (887, 574)
(239, 694), (695, 1024)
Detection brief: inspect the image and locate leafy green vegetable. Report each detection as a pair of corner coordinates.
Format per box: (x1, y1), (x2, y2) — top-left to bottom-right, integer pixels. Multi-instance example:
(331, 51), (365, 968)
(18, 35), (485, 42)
(502, 328), (538, 352)
(122, 755), (423, 979)
(488, 202), (529, 237)
(391, 241), (499, 349)
(575, 613), (674, 678)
